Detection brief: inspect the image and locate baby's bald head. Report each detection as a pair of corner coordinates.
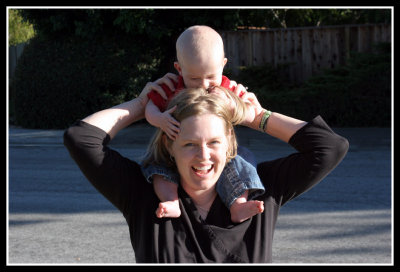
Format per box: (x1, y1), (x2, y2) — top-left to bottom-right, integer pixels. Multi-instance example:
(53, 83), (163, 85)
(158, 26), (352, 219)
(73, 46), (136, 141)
(176, 25), (225, 68)
(174, 25), (228, 89)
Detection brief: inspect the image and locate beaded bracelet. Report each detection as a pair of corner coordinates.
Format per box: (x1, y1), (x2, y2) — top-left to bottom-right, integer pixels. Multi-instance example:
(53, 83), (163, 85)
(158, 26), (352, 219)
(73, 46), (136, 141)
(259, 110), (272, 131)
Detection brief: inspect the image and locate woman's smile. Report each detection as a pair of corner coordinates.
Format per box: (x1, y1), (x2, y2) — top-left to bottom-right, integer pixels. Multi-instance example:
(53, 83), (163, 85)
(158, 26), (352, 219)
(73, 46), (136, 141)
(192, 164), (214, 176)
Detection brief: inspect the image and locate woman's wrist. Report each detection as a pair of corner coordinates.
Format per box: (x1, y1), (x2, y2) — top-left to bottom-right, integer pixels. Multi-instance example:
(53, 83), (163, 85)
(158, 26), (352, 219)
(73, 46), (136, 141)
(243, 107), (268, 131)
(258, 110), (272, 132)
(262, 112), (307, 143)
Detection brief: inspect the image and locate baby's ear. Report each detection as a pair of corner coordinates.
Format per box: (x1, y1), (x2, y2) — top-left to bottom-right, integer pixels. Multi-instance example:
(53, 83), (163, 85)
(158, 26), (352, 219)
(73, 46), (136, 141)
(223, 57), (228, 66)
(174, 62), (182, 75)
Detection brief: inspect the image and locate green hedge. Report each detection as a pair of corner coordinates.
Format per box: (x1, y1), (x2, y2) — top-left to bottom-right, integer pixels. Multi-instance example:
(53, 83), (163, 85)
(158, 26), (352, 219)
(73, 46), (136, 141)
(11, 34), (158, 129)
(235, 42), (391, 127)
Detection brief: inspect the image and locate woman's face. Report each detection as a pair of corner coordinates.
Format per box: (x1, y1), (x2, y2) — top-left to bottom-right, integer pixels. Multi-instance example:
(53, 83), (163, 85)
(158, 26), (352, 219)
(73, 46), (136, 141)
(168, 113), (230, 193)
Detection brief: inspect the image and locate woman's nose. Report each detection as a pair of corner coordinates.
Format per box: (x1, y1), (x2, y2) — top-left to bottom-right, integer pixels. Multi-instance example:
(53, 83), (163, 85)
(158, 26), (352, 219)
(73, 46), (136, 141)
(197, 145), (211, 160)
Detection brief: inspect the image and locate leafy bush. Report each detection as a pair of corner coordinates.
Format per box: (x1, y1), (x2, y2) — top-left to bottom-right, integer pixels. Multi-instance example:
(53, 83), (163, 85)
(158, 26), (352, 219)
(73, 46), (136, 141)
(11, 34), (159, 129)
(8, 9), (35, 46)
(235, 42), (391, 127)
(295, 43), (391, 126)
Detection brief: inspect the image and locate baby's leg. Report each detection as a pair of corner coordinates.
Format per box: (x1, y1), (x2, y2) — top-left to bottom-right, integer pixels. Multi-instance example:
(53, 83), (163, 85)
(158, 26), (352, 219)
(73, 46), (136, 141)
(230, 190), (264, 223)
(153, 175), (181, 218)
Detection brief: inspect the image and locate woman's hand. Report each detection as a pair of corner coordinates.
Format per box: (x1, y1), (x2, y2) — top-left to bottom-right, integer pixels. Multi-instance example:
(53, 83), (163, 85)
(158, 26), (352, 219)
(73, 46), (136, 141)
(238, 90), (265, 130)
(139, 73), (178, 107)
(227, 83), (264, 129)
(229, 80), (249, 98)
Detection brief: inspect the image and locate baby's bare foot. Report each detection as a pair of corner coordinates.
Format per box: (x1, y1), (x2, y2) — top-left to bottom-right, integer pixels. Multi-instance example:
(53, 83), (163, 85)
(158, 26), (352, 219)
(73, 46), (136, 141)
(155, 200), (181, 218)
(230, 200), (264, 223)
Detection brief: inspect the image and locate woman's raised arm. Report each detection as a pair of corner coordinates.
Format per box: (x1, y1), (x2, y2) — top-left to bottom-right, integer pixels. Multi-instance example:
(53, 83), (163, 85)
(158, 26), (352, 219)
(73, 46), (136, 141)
(82, 97), (146, 139)
(239, 91), (307, 143)
(82, 88), (148, 139)
(82, 80), (168, 139)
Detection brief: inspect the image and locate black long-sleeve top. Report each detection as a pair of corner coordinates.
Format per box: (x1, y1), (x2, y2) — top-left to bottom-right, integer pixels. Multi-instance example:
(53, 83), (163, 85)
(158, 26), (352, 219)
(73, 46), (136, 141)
(63, 115), (349, 263)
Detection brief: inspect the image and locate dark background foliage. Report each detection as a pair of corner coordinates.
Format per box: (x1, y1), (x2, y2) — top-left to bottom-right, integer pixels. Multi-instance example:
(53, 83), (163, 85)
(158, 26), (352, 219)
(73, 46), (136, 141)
(233, 43), (391, 127)
(9, 9), (391, 128)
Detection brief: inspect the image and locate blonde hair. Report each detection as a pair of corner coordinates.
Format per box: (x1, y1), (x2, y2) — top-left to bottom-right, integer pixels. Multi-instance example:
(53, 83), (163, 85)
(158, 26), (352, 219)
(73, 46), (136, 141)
(142, 87), (247, 169)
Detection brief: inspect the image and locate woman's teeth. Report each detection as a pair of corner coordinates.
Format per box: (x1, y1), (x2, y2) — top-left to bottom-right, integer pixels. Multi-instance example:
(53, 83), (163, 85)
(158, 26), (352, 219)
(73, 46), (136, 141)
(192, 165), (213, 174)
(193, 165), (212, 171)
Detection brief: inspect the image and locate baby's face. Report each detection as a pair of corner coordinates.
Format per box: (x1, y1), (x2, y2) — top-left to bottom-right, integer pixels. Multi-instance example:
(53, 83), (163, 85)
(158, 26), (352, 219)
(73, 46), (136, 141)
(177, 56), (227, 89)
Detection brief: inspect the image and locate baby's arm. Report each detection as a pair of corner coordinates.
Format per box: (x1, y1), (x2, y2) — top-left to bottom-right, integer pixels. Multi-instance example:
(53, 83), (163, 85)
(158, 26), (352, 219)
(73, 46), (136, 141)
(145, 100), (180, 140)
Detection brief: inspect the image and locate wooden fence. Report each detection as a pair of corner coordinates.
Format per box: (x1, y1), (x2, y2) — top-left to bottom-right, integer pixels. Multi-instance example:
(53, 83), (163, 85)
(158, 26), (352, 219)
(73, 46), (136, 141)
(9, 24), (391, 83)
(221, 23), (391, 83)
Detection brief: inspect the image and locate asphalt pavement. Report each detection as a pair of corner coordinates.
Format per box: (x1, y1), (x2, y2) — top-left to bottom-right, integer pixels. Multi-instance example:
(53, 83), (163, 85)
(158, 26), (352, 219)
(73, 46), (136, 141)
(7, 122), (392, 265)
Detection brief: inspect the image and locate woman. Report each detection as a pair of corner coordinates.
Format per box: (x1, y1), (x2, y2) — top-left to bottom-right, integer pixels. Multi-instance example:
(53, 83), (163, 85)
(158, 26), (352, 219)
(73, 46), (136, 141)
(64, 84), (349, 263)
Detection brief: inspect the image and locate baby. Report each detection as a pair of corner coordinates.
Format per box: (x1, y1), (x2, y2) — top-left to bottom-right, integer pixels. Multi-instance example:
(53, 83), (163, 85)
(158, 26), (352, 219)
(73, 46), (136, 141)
(142, 25), (265, 223)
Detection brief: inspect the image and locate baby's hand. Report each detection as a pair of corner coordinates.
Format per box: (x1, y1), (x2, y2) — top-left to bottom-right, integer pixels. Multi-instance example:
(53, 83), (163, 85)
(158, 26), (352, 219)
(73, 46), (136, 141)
(160, 105), (180, 140)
